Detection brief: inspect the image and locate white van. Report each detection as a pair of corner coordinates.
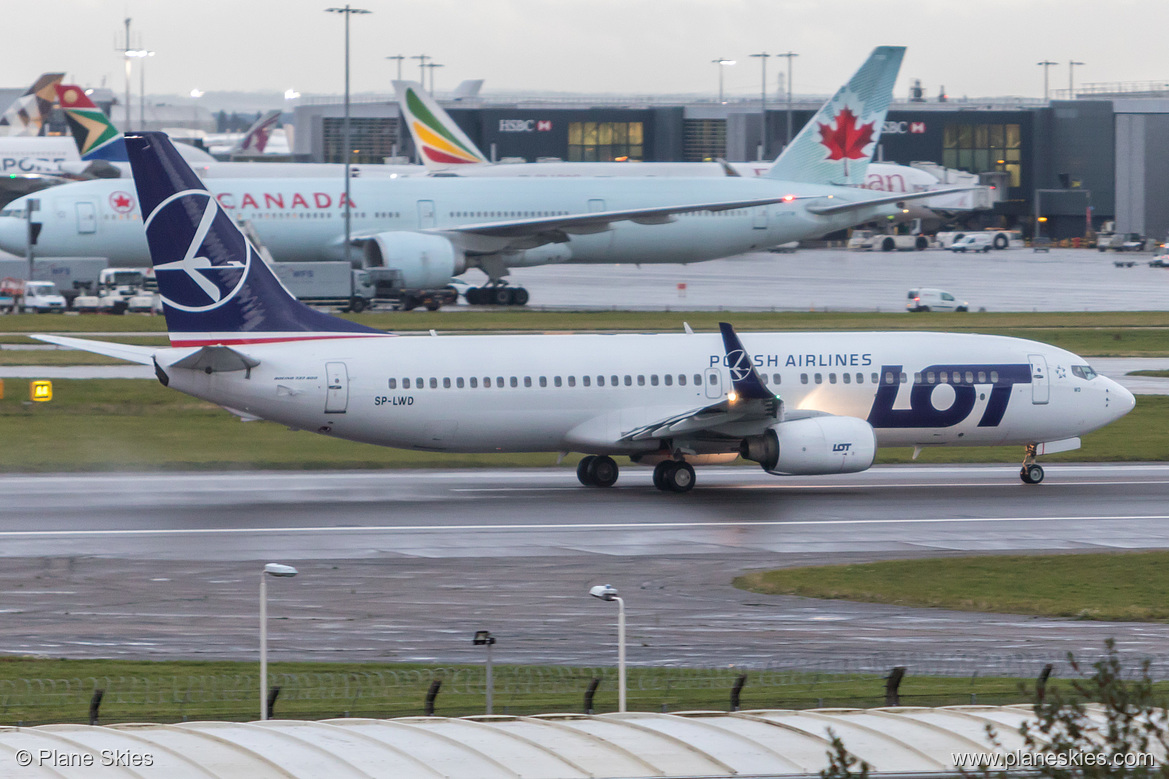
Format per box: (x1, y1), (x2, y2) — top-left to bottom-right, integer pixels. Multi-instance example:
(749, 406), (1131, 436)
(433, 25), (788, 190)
(20, 281), (67, 313)
(949, 234), (993, 253)
(907, 288), (969, 312)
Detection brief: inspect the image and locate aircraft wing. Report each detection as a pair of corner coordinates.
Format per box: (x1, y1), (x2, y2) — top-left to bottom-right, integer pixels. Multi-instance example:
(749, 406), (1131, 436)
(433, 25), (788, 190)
(422, 194), (812, 253)
(31, 334), (158, 365)
(805, 186), (977, 216)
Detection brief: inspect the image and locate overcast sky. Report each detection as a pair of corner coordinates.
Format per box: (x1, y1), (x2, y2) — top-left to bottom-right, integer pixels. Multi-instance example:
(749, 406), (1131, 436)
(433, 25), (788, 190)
(3, 0), (1165, 102)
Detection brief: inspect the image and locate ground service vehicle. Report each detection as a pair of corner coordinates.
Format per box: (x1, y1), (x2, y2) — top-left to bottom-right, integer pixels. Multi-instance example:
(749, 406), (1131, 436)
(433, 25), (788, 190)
(72, 267), (148, 314)
(950, 234), (993, 253)
(936, 230), (1016, 250)
(907, 288), (969, 312)
(271, 262), (376, 313)
(847, 230), (930, 251)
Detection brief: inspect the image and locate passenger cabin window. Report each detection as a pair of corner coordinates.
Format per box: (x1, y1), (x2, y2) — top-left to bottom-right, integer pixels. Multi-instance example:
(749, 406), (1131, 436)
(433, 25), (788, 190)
(637, 375), (645, 386)
(524, 377), (532, 387)
(470, 377), (478, 388)
(801, 373), (809, 384)
(624, 375), (632, 386)
(540, 377), (548, 387)
(611, 375), (618, 386)
(829, 373), (837, 384)
(510, 377), (518, 388)
(583, 376), (591, 387)
(568, 376), (576, 387)
(457, 377), (465, 388)
(664, 375), (672, 386)
(388, 379), (397, 389)
(772, 374), (781, 385)
(403, 378), (411, 389)
(871, 373), (879, 384)
(430, 378), (438, 389)
(497, 376), (504, 387)
(679, 374), (687, 386)
(554, 376), (563, 387)
(650, 375), (659, 386)
(597, 375), (605, 387)
(693, 374), (701, 385)
(843, 373), (851, 384)
(814, 373), (823, 384)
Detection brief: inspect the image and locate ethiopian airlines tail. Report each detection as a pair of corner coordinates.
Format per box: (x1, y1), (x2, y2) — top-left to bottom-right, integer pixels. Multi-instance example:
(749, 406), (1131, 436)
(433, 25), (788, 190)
(393, 80), (490, 168)
(0, 73), (65, 137)
(55, 84), (125, 161)
(122, 132), (385, 347)
(765, 46), (904, 186)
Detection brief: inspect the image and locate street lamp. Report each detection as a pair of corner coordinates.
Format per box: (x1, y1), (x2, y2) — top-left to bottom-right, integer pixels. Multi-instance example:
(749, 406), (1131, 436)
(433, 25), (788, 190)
(189, 89), (204, 133)
(1069, 60), (1085, 99)
(386, 55), (405, 83)
(750, 52), (770, 160)
(424, 62), (444, 95)
(473, 630), (496, 714)
(589, 583), (625, 713)
(777, 51), (798, 148)
(125, 49), (155, 131)
(326, 5), (371, 269)
(260, 562), (298, 721)
(712, 59), (735, 104)
(1037, 60), (1056, 101)
(412, 54), (431, 84)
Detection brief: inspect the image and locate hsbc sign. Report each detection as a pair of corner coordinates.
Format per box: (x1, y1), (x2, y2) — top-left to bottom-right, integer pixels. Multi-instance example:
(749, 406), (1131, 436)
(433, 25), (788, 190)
(499, 119), (553, 132)
(882, 120), (927, 135)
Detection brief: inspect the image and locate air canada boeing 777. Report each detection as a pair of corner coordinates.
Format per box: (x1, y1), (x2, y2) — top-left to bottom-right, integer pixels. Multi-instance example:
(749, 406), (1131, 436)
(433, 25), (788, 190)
(0, 47), (971, 304)
(35, 133), (1134, 492)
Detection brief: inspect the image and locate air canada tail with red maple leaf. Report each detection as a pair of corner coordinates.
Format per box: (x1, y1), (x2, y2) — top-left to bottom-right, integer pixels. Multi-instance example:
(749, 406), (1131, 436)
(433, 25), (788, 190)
(765, 46), (905, 187)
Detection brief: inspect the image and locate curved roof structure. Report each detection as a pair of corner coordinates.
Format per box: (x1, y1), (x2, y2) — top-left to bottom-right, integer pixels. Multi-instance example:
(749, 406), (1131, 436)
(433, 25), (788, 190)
(0, 705), (1088, 777)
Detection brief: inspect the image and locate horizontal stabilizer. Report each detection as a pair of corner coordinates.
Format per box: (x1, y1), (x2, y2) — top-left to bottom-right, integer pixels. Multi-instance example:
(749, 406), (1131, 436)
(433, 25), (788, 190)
(168, 345), (260, 374)
(30, 334), (156, 365)
(805, 186), (977, 216)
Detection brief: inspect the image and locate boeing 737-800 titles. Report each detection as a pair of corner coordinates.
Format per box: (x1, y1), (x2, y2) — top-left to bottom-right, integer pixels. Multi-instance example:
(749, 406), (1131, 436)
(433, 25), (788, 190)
(35, 133), (1134, 492)
(0, 48), (970, 304)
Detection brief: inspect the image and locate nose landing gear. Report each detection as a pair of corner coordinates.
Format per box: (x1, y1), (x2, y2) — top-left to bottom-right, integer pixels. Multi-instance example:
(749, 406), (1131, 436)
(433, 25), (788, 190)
(1020, 444), (1045, 484)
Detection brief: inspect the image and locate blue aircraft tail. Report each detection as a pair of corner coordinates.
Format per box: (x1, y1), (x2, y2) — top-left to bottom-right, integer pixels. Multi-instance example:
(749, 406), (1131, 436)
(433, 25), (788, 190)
(124, 132), (384, 347)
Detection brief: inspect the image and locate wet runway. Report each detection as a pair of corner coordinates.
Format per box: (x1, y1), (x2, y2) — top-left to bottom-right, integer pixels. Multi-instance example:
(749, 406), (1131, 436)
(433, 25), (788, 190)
(2, 464), (1169, 667)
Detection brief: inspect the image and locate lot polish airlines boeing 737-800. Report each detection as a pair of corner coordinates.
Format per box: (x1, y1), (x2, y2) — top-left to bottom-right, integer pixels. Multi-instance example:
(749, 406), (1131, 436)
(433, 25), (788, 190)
(34, 133), (1134, 492)
(0, 47), (969, 305)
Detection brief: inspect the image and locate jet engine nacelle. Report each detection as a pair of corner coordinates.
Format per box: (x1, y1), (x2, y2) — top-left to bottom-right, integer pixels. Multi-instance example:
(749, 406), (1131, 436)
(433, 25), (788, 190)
(740, 416), (877, 475)
(363, 232), (465, 290)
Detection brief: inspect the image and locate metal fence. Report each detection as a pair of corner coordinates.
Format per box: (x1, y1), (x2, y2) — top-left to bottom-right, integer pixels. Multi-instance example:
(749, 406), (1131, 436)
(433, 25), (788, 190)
(1, 650), (1161, 726)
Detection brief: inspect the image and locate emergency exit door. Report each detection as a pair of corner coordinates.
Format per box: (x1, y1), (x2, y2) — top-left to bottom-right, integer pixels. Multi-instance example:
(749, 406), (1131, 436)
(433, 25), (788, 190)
(325, 362), (349, 413)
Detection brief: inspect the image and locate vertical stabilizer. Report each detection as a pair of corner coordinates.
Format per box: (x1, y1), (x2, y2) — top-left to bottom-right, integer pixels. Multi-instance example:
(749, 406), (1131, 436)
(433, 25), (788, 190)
(55, 84), (125, 160)
(0, 73), (65, 137)
(765, 46), (904, 185)
(392, 80), (489, 168)
(123, 132), (384, 346)
(234, 110), (282, 156)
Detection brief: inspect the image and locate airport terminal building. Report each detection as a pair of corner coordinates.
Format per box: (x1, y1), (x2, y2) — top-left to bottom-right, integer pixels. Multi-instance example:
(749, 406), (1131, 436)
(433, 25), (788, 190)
(291, 90), (1169, 241)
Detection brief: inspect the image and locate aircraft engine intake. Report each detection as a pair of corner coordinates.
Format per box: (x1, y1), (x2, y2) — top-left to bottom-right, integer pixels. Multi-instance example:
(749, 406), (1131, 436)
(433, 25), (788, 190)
(740, 416), (877, 475)
(363, 232), (465, 290)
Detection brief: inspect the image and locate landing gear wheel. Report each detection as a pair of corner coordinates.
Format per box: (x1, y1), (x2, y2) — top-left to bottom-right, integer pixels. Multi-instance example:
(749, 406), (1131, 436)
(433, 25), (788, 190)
(577, 455), (597, 486)
(492, 287), (513, 306)
(1020, 464), (1045, 484)
(512, 287), (530, 306)
(587, 455), (619, 487)
(665, 462), (696, 493)
(653, 461), (674, 491)
(465, 287), (482, 305)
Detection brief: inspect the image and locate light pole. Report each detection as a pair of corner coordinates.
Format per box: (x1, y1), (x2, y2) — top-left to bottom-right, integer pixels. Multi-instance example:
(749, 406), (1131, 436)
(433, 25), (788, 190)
(259, 563), (298, 721)
(1069, 60), (1085, 98)
(189, 89), (204, 133)
(750, 53), (770, 160)
(712, 59), (735, 104)
(386, 55), (405, 82)
(589, 584), (625, 713)
(326, 5), (371, 269)
(412, 54), (431, 84)
(1037, 60), (1056, 101)
(118, 17), (133, 131)
(777, 51), (798, 148)
(425, 62), (444, 95)
(473, 630), (496, 714)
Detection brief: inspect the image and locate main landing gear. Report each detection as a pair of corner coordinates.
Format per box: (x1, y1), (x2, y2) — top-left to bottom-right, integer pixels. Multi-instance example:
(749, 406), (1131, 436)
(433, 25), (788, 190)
(652, 460), (696, 493)
(464, 284), (530, 306)
(577, 455), (619, 487)
(1020, 444), (1045, 484)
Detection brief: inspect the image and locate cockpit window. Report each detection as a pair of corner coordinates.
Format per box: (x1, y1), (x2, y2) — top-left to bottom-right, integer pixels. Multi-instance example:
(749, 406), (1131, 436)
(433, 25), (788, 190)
(1071, 365), (1097, 380)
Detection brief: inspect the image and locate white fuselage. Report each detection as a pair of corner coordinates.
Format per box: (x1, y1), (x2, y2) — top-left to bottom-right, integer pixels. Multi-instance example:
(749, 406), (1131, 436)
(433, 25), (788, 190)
(153, 331), (1131, 457)
(0, 176), (895, 268)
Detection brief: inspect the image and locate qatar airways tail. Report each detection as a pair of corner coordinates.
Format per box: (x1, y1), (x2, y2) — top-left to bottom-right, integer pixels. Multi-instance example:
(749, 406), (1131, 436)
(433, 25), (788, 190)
(33, 132), (1134, 493)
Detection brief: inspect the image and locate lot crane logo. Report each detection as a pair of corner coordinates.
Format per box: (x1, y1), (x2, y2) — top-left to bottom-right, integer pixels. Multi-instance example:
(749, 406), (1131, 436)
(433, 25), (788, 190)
(726, 349), (754, 383)
(817, 90), (877, 179)
(143, 190), (249, 312)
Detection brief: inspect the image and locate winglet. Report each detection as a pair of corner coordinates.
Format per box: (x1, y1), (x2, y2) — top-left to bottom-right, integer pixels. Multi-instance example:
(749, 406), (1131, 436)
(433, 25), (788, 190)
(718, 323), (773, 400)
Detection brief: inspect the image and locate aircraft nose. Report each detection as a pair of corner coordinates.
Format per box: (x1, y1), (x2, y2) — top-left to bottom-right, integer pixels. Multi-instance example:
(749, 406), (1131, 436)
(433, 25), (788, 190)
(0, 210), (28, 255)
(1107, 378), (1135, 421)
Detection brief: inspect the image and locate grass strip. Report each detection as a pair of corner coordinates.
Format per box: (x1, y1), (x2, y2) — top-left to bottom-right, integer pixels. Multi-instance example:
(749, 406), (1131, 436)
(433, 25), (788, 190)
(734, 551), (1169, 622)
(0, 657), (1043, 725)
